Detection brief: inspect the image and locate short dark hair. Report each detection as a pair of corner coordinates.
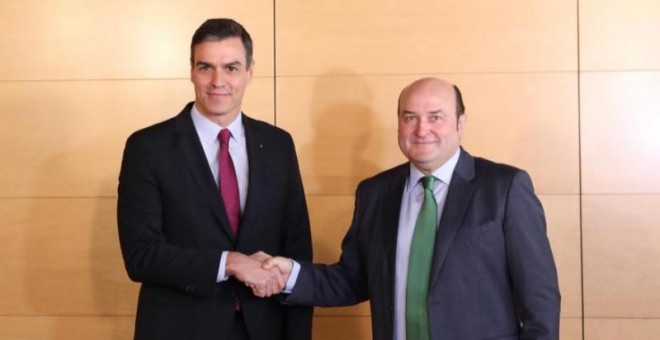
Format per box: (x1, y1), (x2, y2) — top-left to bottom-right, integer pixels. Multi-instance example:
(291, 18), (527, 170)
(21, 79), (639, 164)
(190, 18), (253, 69)
(453, 85), (465, 117)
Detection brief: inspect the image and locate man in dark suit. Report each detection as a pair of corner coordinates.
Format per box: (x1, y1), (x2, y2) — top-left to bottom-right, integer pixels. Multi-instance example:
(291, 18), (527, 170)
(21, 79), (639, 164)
(117, 18), (313, 340)
(264, 77), (560, 339)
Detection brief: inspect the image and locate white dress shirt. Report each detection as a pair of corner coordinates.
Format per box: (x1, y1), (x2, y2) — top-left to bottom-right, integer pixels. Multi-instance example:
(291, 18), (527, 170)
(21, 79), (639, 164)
(190, 104), (248, 282)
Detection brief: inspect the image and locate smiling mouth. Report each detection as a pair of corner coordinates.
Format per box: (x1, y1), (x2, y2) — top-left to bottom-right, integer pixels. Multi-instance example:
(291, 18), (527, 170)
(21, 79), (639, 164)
(207, 93), (231, 99)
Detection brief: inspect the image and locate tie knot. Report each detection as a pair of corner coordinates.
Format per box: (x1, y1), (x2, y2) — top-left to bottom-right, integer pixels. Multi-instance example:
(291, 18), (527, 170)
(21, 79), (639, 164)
(420, 176), (435, 190)
(219, 129), (232, 146)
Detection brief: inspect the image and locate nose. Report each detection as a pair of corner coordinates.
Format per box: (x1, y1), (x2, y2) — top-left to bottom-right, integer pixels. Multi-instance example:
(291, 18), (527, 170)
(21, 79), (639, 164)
(414, 120), (429, 137)
(211, 70), (225, 87)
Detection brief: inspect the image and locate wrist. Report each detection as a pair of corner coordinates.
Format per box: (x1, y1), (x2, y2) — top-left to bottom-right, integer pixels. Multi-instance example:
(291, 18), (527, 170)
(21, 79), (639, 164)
(225, 251), (242, 277)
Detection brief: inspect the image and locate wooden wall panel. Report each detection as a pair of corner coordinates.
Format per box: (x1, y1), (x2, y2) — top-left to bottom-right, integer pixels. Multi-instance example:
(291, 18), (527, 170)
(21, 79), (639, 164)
(561, 318), (584, 340)
(579, 1), (660, 339)
(0, 315), (375, 340)
(580, 0), (660, 70)
(541, 195), (582, 318)
(307, 195), (370, 316)
(460, 74), (579, 194)
(277, 76), (404, 196)
(276, 0), (576, 76)
(580, 72), (660, 194)
(0, 0), (274, 80)
(583, 195), (660, 318)
(321, 317), (585, 340)
(0, 78), (274, 198)
(312, 316), (372, 340)
(0, 198), (138, 315)
(585, 319), (660, 340)
(0, 316), (135, 340)
(278, 74), (578, 196)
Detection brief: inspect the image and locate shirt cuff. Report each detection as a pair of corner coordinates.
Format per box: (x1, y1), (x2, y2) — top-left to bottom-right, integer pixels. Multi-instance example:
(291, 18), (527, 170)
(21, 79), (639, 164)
(217, 251), (229, 282)
(283, 260), (301, 293)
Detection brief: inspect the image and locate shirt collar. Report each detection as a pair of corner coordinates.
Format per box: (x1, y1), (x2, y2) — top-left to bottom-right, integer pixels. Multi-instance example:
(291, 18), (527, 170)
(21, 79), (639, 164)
(407, 148), (461, 190)
(190, 104), (245, 147)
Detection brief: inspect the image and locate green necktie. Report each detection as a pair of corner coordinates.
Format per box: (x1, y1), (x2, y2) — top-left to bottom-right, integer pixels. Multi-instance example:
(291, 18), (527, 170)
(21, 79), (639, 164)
(406, 176), (437, 340)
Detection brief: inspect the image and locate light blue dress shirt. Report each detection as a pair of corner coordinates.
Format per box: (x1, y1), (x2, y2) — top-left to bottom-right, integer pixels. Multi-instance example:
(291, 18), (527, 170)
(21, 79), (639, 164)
(393, 149), (460, 340)
(287, 150), (461, 337)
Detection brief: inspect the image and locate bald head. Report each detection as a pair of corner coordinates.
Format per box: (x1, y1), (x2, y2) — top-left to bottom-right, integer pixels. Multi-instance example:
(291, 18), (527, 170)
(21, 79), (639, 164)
(396, 77), (467, 174)
(398, 77), (465, 119)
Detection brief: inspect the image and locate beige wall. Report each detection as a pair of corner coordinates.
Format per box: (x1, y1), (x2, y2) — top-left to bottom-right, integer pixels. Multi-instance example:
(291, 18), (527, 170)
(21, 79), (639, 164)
(0, 0), (658, 338)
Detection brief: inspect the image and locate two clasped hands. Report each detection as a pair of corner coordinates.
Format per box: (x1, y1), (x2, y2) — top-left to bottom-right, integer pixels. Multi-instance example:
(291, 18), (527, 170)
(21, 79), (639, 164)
(225, 251), (295, 298)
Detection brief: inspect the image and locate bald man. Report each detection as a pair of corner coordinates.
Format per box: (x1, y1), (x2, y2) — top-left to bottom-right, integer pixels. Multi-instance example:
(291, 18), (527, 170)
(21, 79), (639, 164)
(265, 78), (560, 340)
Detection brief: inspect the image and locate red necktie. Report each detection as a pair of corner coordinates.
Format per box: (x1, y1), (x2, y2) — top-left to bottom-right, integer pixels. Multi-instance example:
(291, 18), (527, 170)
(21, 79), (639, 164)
(218, 129), (240, 235)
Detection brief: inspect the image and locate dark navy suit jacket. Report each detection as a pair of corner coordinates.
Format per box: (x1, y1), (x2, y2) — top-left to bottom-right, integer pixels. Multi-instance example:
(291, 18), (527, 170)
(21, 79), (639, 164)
(287, 149), (560, 340)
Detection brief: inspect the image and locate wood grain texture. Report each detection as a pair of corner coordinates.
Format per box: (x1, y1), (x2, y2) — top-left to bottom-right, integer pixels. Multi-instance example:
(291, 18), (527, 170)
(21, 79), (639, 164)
(0, 198), (138, 315)
(276, 0), (576, 75)
(0, 78), (274, 197)
(580, 0), (660, 71)
(0, 0), (274, 80)
(0, 316), (135, 340)
(585, 318), (660, 340)
(278, 74), (578, 196)
(541, 195), (582, 318)
(583, 195), (660, 318)
(580, 72), (660, 194)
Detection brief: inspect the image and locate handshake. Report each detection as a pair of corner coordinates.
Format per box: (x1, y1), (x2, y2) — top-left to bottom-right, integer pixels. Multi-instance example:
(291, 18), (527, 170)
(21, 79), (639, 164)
(225, 251), (294, 298)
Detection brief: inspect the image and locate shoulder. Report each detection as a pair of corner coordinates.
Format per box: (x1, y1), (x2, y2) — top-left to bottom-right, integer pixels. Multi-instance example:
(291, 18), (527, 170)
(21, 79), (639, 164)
(128, 116), (176, 139)
(471, 156), (536, 193)
(125, 103), (193, 147)
(473, 156), (527, 179)
(243, 114), (294, 145)
(356, 163), (408, 193)
(123, 116), (179, 154)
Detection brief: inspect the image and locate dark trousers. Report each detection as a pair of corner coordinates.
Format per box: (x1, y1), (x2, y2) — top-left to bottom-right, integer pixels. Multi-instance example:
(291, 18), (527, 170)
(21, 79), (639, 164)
(229, 313), (249, 340)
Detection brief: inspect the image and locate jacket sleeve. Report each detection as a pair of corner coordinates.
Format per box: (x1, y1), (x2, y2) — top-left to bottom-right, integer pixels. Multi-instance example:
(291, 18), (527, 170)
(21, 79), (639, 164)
(280, 136), (314, 340)
(117, 132), (221, 297)
(504, 170), (561, 339)
(286, 182), (369, 307)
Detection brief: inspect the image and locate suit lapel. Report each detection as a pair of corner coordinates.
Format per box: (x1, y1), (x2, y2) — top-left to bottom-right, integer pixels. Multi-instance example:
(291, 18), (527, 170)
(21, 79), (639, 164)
(174, 103), (235, 239)
(382, 164), (408, 325)
(430, 149), (476, 286)
(236, 115), (265, 246)
(383, 165), (409, 257)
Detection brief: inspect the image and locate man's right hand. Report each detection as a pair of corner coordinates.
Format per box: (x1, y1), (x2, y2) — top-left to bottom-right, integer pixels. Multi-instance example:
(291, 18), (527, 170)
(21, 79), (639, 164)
(225, 251), (284, 298)
(262, 256), (294, 283)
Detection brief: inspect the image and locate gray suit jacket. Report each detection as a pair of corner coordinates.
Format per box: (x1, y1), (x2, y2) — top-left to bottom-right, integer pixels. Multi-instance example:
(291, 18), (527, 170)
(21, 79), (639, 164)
(287, 148), (560, 340)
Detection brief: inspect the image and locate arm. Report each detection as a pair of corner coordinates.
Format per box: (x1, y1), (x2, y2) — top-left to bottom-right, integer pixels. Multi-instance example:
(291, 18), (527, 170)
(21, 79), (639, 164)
(281, 183), (369, 308)
(226, 251), (284, 297)
(280, 137), (314, 340)
(504, 170), (561, 339)
(118, 132), (282, 297)
(117, 132), (221, 297)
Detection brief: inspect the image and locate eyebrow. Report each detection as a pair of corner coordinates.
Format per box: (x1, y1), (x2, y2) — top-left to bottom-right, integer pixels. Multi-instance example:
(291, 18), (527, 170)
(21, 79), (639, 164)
(194, 61), (213, 68)
(402, 110), (444, 115)
(194, 60), (244, 68)
(224, 61), (242, 68)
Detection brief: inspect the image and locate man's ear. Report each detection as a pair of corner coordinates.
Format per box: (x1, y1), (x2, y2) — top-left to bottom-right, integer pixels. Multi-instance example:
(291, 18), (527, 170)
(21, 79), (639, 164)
(246, 60), (255, 83)
(457, 113), (467, 135)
